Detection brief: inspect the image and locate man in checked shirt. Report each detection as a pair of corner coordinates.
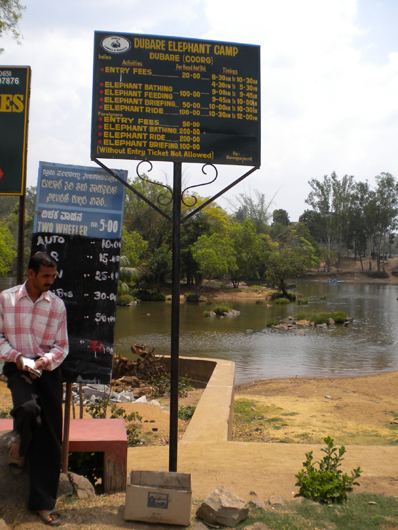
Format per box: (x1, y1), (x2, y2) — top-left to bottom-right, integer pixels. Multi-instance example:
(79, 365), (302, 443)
(0, 252), (68, 526)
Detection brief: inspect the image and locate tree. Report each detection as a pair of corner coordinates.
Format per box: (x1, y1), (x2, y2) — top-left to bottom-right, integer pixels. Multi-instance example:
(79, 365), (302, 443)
(305, 173), (355, 272)
(191, 233), (237, 294)
(272, 209), (290, 227)
(264, 227), (318, 295)
(0, 0), (25, 46)
(372, 173), (398, 271)
(229, 220), (262, 287)
(142, 243), (172, 292)
(228, 189), (274, 234)
(121, 227), (147, 268)
(0, 223), (16, 276)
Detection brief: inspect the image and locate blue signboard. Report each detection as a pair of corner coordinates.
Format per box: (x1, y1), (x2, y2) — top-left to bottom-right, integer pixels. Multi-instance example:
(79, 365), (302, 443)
(34, 162), (126, 239)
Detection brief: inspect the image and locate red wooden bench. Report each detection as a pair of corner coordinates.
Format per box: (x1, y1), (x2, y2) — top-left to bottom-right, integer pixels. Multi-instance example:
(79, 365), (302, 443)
(0, 418), (127, 493)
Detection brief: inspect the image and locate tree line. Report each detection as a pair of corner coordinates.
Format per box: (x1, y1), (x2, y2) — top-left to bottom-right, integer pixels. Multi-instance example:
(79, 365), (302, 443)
(0, 171), (397, 296)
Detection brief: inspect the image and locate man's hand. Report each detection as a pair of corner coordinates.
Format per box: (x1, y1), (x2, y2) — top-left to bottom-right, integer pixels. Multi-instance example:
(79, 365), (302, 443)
(16, 355), (24, 371)
(34, 358), (46, 372)
(15, 355), (45, 378)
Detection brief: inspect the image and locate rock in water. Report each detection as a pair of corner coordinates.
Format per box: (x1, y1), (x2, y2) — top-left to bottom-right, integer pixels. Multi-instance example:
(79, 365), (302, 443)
(196, 485), (249, 527)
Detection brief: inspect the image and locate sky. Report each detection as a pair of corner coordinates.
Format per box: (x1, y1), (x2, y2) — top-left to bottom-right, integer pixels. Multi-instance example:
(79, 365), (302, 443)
(1, 0), (398, 221)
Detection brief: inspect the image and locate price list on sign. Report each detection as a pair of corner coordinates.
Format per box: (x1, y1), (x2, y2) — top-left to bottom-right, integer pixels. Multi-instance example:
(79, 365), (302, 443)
(32, 162), (127, 384)
(91, 32), (260, 166)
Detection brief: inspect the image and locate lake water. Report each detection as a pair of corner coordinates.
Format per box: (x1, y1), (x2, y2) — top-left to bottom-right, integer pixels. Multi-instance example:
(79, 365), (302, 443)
(1, 278), (397, 384)
(114, 281), (398, 384)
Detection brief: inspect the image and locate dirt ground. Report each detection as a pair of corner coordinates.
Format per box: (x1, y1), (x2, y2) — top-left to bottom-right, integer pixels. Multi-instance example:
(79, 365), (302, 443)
(1, 371), (398, 529)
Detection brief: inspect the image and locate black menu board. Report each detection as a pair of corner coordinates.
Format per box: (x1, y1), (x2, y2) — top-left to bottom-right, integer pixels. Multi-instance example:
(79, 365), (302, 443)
(32, 162), (127, 383)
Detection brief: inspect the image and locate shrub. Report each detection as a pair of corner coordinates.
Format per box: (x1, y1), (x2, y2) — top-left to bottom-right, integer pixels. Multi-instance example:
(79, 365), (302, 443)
(178, 405), (196, 421)
(0, 408), (11, 418)
(186, 292), (200, 302)
(117, 294), (134, 306)
(266, 319), (279, 327)
(311, 311), (348, 325)
(203, 311), (211, 318)
(149, 374), (193, 398)
(255, 300), (264, 305)
(213, 304), (231, 315)
(133, 289), (166, 301)
(297, 298), (309, 305)
(274, 297), (290, 305)
(295, 436), (361, 503)
(294, 313), (308, 320)
(272, 291), (296, 301)
(320, 295), (327, 300)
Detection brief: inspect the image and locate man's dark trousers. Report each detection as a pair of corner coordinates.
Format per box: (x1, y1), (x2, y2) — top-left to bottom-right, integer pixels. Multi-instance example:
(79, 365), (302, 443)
(3, 362), (63, 511)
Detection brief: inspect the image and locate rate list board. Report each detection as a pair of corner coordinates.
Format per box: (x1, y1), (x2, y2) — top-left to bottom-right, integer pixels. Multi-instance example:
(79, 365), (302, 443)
(91, 32), (260, 167)
(32, 162), (127, 384)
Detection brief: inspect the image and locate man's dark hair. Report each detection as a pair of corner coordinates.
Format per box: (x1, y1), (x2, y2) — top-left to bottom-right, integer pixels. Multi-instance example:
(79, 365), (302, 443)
(28, 252), (57, 272)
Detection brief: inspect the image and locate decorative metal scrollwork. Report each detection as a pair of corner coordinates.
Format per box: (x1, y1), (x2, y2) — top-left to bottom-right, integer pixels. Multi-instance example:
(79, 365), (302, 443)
(136, 160), (173, 206)
(181, 164), (218, 207)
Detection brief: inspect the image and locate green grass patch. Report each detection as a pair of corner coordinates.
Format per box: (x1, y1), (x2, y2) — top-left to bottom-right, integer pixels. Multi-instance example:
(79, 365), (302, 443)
(232, 493), (398, 530)
(297, 298), (309, 305)
(266, 319), (279, 327)
(293, 311), (348, 324)
(246, 285), (266, 292)
(274, 297), (291, 305)
(311, 311), (348, 324)
(213, 304), (231, 315)
(233, 399), (297, 441)
(294, 312), (308, 320)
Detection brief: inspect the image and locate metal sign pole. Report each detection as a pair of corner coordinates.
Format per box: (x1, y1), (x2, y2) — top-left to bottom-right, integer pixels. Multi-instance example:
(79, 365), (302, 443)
(169, 162), (181, 472)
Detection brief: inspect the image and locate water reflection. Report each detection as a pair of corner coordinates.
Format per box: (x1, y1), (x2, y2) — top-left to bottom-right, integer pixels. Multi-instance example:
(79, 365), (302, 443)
(114, 281), (398, 384)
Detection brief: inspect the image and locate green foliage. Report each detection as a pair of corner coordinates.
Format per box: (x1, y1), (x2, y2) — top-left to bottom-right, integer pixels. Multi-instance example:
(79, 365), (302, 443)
(185, 292), (205, 303)
(0, 0), (24, 42)
(229, 220), (262, 287)
(247, 285), (264, 291)
(192, 232), (237, 292)
(213, 304), (231, 315)
(0, 408), (11, 418)
(274, 297), (290, 304)
(312, 311), (347, 324)
(255, 300), (263, 304)
(143, 243), (172, 291)
(149, 374), (193, 399)
(266, 319), (279, 327)
(229, 188), (273, 234)
(272, 291), (296, 301)
(203, 310), (211, 317)
(85, 399), (142, 447)
(121, 227), (147, 268)
(133, 289), (166, 301)
(295, 436), (362, 503)
(297, 298), (309, 305)
(294, 313), (307, 320)
(68, 451), (103, 487)
(231, 493), (398, 530)
(178, 405), (196, 421)
(117, 294), (134, 306)
(0, 224), (16, 277)
(320, 295), (327, 300)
